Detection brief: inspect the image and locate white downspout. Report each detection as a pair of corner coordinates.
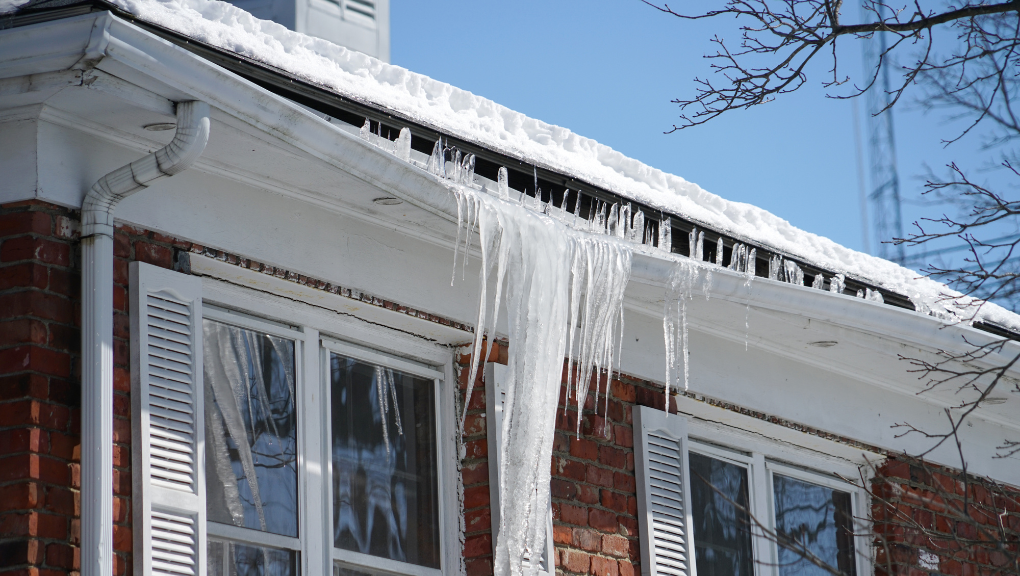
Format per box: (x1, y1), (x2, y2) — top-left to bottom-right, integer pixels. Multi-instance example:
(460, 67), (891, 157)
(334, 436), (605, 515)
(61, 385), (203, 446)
(80, 100), (210, 576)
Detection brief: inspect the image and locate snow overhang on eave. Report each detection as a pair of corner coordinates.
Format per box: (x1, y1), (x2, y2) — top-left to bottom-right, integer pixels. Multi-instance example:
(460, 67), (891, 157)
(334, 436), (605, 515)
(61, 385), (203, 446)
(11, 0), (1019, 342)
(5, 7), (1020, 368)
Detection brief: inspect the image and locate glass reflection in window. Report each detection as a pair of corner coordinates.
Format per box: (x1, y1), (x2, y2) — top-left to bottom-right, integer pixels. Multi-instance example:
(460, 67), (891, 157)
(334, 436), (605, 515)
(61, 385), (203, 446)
(208, 539), (296, 576)
(773, 474), (856, 576)
(330, 353), (441, 569)
(689, 452), (754, 576)
(204, 320), (299, 537)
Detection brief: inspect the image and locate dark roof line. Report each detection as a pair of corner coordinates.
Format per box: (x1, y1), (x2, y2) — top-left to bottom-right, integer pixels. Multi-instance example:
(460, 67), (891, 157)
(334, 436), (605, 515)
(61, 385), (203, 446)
(7, 0), (1019, 341)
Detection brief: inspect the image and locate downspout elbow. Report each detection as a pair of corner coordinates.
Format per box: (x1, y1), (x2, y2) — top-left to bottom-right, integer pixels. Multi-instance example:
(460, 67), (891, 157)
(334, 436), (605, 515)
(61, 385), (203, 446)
(81, 100), (211, 238)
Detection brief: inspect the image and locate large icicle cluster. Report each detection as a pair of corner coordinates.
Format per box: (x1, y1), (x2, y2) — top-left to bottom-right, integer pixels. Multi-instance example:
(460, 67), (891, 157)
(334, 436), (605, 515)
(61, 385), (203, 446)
(442, 163), (632, 576)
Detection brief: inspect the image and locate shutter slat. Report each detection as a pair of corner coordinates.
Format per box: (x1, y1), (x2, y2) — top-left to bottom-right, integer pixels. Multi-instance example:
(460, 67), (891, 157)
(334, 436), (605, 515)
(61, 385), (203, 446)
(131, 263), (205, 576)
(635, 407), (693, 576)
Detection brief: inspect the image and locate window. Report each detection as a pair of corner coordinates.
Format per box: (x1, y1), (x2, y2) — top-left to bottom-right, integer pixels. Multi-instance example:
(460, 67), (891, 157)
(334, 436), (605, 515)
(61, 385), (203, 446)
(634, 406), (867, 576)
(129, 261), (457, 576)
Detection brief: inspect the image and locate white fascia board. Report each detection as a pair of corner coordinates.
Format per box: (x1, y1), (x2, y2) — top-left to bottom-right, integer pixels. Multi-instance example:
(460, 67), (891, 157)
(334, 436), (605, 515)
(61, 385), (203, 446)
(0, 15), (97, 79)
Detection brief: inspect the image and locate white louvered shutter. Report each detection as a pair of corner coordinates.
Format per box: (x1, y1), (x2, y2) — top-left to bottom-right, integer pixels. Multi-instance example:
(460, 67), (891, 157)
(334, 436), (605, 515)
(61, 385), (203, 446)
(130, 262), (206, 576)
(634, 406), (694, 576)
(485, 362), (556, 576)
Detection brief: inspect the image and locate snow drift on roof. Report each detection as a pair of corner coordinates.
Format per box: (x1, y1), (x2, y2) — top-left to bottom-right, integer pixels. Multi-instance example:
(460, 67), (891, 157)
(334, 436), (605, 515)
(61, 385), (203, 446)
(7, 0), (1017, 330)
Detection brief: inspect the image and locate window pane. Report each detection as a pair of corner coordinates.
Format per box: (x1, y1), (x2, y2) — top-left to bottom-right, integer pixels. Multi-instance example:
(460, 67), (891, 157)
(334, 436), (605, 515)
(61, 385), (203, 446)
(689, 452), (754, 576)
(773, 474), (857, 576)
(204, 320), (299, 537)
(208, 539), (297, 576)
(330, 353), (441, 569)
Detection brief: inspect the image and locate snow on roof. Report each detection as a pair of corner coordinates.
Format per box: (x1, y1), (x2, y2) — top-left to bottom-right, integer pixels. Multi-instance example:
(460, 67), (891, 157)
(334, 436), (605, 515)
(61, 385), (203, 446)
(8, 0), (1018, 331)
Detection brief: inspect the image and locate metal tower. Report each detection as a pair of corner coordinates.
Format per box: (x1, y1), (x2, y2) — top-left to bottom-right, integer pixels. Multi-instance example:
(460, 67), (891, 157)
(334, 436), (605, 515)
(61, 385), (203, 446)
(861, 6), (906, 264)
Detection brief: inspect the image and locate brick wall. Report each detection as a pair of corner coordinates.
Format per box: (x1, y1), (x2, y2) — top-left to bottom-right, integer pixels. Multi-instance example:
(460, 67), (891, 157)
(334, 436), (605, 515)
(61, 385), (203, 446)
(872, 456), (1020, 576)
(457, 345), (679, 576)
(0, 200), (195, 576)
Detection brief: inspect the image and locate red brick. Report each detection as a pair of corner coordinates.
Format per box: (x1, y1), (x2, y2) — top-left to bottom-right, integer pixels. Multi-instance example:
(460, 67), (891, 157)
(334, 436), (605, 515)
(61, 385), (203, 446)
(589, 509), (618, 533)
(464, 438), (488, 459)
(613, 425), (633, 448)
(560, 549), (591, 574)
(0, 211), (51, 236)
(113, 284), (127, 312)
(462, 461), (489, 486)
(48, 432), (76, 461)
(602, 534), (630, 558)
(43, 486), (74, 517)
(113, 258), (129, 285)
(619, 560), (637, 576)
(572, 527), (600, 552)
(0, 291), (73, 323)
(0, 539), (44, 565)
(0, 483), (40, 512)
(0, 318), (48, 348)
(551, 478), (577, 500)
(610, 379), (636, 403)
(571, 438), (599, 461)
(464, 413), (487, 436)
(591, 555), (620, 576)
(0, 400), (70, 429)
(553, 524), (572, 545)
(465, 557), (493, 576)
(557, 458), (587, 482)
(113, 496), (129, 523)
(0, 262), (49, 290)
(587, 464), (614, 488)
(113, 233), (131, 258)
(463, 533), (492, 559)
(0, 346), (71, 378)
(614, 472), (636, 493)
(463, 485), (490, 510)
(54, 215), (78, 240)
(45, 542), (75, 569)
(1, 237), (70, 266)
(617, 515), (639, 538)
(577, 483), (601, 505)
(113, 523), (132, 552)
(0, 428), (45, 454)
(113, 366), (131, 392)
(464, 507), (491, 533)
(560, 503), (588, 526)
(46, 267), (76, 296)
(602, 490), (629, 514)
(599, 445), (627, 469)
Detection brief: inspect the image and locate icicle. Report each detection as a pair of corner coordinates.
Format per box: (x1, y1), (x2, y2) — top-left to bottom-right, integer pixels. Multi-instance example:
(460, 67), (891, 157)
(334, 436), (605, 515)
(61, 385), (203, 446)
(695, 231), (704, 261)
(829, 273), (846, 294)
(856, 289), (865, 298)
(451, 181), (632, 576)
(664, 261), (700, 399)
(452, 149), (463, 182)
(644, 222), (654, 246)
(784, 260), (803, 286)
(746, 249), (757, 276)
(769, 255), (781, 281)
(360, 118), (371, 140)
(866, 288), (884, 303)
(462, 154), (476, 185)
(659, 217), (672, 253)
(395, 127), (412, 162)
(497, 167), (510, 200)
(608, 204), (620, 237)
(427, 138), (444, 176)
(812, 273), (825, 289)
(715, 237), (724, 266)
(620, 204), (632, 240)
(631, 210), (644, 244)
(688, 227), (697, 258)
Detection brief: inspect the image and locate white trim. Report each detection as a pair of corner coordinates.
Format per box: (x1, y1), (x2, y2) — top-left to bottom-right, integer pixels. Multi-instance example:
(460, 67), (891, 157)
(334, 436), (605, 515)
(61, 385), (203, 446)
(322, 336), (444, 380)
(331, 549), (443, 576)
(203, 304), (305, 340)
(207, 522), (301, 551)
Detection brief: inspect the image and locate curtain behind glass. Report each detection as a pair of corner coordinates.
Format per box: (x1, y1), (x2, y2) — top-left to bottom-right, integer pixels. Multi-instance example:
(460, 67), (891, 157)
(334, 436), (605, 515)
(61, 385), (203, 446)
(330, 353), (440, 569)
(204, 320), (299, 538)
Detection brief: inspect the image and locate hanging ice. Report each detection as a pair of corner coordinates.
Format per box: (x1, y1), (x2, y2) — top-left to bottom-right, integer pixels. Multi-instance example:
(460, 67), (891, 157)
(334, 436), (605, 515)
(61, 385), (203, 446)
(461, 153), (476, 185)
(497, 167), (510, 200)
(784, 260), (804, 286)
(866, 288), (884, 303)
(395, 127), (412, 162)
(631, 210), (644, 244)
(715, 237), (724, 266)
(829, 273), (846, 294)
(695, 231), (704, 261)
(856, 289), (865, 298)
(663, 261), (701, 400)
(453, 184), (632, 576)
(688, 227), (697, 258)
(659, 217), (672, 253)
(427, 138), (445, 177)
(359, 118), (371, 140)
(812, 273), (825, 290)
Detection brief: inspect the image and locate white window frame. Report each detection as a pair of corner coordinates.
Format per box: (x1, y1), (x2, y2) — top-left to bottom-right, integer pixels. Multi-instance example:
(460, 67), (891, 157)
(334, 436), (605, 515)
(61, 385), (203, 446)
(199, 274), (461, 576)
(202, 305), (310, 574)
(690, 419), (871, 576)
(322, 336), (447, 576)
(636, 405), (873, 576)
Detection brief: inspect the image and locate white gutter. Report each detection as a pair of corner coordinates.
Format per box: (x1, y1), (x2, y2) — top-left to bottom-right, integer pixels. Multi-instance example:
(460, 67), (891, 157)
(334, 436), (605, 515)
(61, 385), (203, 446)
(79, 100), (210, 576)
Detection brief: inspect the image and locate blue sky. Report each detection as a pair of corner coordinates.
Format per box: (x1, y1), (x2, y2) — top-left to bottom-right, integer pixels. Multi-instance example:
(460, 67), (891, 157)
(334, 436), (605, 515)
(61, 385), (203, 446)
(391, 1), (999, 262)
